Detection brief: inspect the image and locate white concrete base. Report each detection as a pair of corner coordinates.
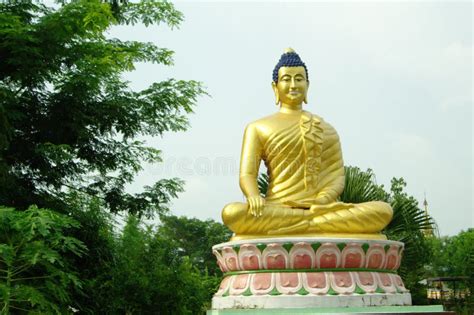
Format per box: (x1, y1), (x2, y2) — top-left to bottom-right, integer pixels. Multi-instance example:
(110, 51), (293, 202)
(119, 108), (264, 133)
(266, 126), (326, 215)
(212, 293), (412, 310)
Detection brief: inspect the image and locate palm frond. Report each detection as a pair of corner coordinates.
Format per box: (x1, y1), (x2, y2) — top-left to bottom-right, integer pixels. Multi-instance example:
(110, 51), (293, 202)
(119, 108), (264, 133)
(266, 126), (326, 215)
(385, 197), (434, 238)
(339, 166), (389, 203)
(385, 196), (434, 279)
(257, 173), (269, 197)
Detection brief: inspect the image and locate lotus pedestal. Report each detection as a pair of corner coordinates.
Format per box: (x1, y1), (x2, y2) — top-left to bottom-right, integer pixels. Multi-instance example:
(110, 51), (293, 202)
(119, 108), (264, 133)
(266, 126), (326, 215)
(211, 237), (411, 310)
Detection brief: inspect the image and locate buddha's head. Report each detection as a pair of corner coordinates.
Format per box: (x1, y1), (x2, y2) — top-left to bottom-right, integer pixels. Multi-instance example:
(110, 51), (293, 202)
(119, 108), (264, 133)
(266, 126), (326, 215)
(272, 48), (309, 107)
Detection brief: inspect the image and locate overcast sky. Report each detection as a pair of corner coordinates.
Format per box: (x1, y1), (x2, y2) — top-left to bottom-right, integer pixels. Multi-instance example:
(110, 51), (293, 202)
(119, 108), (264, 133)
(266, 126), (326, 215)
(109, 1), (472, 236)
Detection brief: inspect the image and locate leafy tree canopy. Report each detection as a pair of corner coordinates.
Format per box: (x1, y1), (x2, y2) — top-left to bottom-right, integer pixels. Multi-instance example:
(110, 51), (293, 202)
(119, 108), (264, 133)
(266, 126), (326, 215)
(0, 0), (206, 217)
(158, 214), (232, 276)
(427, 229), (474, 280)
(425, 230), (474, 314)
(107, 215), (218, 315)
(0, 206), (86, 314)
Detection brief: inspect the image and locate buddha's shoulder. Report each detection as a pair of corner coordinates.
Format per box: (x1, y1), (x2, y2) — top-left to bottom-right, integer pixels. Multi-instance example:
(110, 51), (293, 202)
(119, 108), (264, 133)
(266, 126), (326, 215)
(245, 113), (281, 130)
(244, 112), (339, 135)
(313, 115), (339, 138)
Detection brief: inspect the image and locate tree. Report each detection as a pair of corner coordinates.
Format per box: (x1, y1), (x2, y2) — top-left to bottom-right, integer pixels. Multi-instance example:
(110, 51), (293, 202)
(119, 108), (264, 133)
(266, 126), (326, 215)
(0, 1), (206, 312)
(427, 229), (474, 285)
(62, 193), (118, 313)
(426, 230), (474, 314)
(158, 215), (232, 276)
(0, 206), (86, 314)
(0, 0), (206, 217)
(157, 215), (233, 311)
(107, 215), (212, 315)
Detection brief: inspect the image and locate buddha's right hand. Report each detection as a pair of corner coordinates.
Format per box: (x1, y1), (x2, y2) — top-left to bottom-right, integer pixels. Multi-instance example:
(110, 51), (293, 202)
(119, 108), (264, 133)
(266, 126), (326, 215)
(247, 195), (265, 217)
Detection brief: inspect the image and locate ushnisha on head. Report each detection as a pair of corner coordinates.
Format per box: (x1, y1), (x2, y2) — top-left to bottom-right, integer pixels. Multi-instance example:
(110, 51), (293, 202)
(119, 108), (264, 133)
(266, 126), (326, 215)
(272, 48), (309, 83)
(272, 48), (309, 107)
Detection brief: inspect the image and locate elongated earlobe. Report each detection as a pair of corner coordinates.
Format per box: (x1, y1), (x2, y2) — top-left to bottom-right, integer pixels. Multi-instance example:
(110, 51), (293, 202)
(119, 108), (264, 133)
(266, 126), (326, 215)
(304, 81), (309, 104)
(272, 82), (280, 105)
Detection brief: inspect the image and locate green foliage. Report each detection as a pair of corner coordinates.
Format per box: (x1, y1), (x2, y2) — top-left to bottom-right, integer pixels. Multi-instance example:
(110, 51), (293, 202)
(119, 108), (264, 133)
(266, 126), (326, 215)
(427, 229), (474, 291)
(15, 196), (228, 314)
(112, 0), (184, 27)
(107, 215), (216, 315)
(258, 172), (269, 197)
(0, 1), (208, 313)
(426, 230), (474, 313)
(339, 167), (389, 203)
(62, 193), (117, 313)
(0, 0), (206, 218)
(158, 215), (232, 276)
(384, 178), (432, 294)
(427, 229), (474, 279)
(0, 205), (86, 314)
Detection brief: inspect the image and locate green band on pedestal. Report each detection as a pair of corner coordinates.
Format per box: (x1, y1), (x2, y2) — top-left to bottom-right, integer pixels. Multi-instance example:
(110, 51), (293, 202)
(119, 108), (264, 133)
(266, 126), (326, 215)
(224, 267), (397, 276)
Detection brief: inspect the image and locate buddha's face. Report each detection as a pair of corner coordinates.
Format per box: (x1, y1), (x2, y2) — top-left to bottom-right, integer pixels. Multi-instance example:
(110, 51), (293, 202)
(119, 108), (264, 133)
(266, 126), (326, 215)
(272, 66), (309, 107)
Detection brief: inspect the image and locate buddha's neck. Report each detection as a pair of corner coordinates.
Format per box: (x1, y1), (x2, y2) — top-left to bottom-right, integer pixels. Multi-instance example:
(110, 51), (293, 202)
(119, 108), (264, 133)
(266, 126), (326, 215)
(279, 103), (303, 114)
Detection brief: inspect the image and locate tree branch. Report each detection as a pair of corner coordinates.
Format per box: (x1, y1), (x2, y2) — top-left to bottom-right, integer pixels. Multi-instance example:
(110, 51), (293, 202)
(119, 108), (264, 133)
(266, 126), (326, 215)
(12, 275), (53, 282)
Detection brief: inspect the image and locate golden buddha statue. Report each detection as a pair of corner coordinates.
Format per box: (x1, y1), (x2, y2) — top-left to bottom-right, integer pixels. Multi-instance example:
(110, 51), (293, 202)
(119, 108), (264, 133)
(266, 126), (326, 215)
(222, 48), (393, 240)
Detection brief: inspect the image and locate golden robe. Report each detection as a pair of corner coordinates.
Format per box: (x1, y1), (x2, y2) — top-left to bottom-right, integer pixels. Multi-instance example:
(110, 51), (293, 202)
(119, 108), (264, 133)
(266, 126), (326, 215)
(222, 111), (392, 238)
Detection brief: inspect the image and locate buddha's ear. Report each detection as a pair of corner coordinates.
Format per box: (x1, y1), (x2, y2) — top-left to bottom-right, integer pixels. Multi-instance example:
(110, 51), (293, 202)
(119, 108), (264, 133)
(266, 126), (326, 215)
(304, 80), (309, 104)
(271, 81), (279, 105)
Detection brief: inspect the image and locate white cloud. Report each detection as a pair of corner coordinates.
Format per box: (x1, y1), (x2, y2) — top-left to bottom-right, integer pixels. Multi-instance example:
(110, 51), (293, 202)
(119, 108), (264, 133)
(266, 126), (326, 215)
(390, 133), (435, 160)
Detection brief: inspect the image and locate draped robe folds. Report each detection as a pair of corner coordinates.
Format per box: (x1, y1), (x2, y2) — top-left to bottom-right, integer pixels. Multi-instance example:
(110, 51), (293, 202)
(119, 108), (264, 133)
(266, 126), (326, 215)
(222, 111), (393, 237)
